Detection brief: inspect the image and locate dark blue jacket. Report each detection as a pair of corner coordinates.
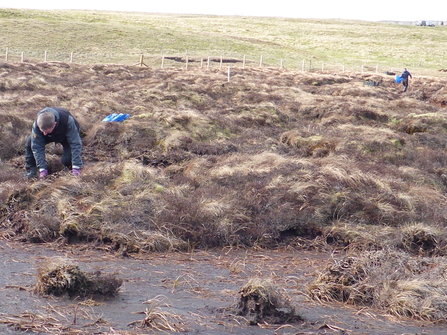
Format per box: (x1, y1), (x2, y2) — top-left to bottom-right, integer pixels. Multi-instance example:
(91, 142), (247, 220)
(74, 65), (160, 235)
(401, 70), (412, 80)
(31, 107), (83, 170)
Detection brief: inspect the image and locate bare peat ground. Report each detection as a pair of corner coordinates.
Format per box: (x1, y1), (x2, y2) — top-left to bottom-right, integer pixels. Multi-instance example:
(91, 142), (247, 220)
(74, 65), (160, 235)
(0, 240), (445, 335)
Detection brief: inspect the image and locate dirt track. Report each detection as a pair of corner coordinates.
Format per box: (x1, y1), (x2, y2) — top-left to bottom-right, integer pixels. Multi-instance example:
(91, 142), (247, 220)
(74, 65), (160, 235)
(1, 240), (445, 335)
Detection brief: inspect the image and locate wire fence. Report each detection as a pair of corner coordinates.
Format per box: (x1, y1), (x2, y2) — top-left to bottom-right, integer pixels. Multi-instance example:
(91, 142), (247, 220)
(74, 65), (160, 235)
(1, 47), (437, 77)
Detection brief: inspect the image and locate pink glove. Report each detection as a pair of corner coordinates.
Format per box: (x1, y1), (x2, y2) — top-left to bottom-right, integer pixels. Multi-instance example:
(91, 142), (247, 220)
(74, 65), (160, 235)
(72, 168), (81, 176)
(39, 169), (48, 179)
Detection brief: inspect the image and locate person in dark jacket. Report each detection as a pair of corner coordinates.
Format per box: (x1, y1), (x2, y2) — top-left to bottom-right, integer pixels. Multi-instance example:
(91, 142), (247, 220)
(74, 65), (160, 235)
(25, 107), (83, 179)
(400, 68), (412, 92)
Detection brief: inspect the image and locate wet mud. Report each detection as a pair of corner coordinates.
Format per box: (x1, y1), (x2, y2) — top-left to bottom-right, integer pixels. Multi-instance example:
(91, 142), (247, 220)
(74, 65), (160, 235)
(0, 241), (445, 334)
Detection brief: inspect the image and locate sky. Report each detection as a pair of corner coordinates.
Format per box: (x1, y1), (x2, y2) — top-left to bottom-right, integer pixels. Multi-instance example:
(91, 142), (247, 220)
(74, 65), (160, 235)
(3, 0), (447, 22)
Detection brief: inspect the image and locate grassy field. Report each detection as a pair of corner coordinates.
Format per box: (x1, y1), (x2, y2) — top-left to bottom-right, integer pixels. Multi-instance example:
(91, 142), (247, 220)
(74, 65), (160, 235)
(0, 8), (446, 75)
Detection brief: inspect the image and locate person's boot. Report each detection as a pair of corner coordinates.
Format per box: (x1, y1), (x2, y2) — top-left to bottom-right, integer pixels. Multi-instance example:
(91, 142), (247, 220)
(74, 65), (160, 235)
(26, 166), (38, 179)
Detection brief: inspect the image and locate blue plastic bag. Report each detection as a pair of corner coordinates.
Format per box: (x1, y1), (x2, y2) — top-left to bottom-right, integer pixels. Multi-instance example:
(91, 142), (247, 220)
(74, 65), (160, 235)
(102, 113), (130, 122)
(112, 114), (130, 122)
(395, 75), (402, 84)
(102, 113), (118, 122)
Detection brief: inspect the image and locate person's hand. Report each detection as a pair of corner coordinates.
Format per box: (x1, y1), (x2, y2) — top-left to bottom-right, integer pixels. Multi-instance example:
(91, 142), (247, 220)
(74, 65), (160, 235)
(39, 169), (48, 179)
(72, 168), (81, 176)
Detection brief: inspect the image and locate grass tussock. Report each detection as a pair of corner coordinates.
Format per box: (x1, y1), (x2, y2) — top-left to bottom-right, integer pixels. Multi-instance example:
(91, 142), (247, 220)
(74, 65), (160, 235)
(323, 221), (447, 256)
(235, 278), (301, 325)
(399, 223), (446, 256)
(307, 250), (447, 322)
(34, 257), (122, 298)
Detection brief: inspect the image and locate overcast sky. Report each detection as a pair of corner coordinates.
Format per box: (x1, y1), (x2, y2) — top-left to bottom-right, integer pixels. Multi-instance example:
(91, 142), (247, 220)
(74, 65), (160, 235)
(4, 1), (446, 22)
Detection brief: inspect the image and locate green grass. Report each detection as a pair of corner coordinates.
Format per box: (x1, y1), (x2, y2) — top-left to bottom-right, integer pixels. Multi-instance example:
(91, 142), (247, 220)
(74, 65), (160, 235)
(1, 8), (446, 75)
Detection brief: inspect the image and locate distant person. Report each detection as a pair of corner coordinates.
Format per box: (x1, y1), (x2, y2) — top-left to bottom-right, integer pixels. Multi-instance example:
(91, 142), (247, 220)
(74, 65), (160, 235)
(400, 68), (412, 92)
(25, 107), (83, 179)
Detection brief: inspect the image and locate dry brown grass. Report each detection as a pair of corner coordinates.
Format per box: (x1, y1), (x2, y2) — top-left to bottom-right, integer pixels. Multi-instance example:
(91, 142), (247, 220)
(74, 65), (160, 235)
(307, 249), (447, 322)
(235, 278), (300, 325)
(2, 63), (447, 255)
(127, 295), (186, 332)
(2, 20), (447, 329)
(399, 223), (447, 256)
(34, 257), (122, 298)
(129, 306), (185, 332)
(0, 301), (111, 333)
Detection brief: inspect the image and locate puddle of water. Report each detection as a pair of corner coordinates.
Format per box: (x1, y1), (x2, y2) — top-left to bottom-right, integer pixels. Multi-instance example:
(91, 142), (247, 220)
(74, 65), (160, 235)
(0, 241), (445, 334)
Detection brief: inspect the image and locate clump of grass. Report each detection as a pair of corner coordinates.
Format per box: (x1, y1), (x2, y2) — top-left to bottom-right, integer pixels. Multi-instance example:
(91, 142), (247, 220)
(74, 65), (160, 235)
(129, 296), (185, 332)
(280, 130), (336, 157)
(0, 114), (32, 160)
(34, 257), (122, 297)
(307, 250), (447, 322)
(139, 307), (185, 332)
(235, 278), (301, 325)
(323, 221), (386, 250)
(429, 86), (447, 107)
(323, 221), (447, 256)
(399, 223), (446, 256)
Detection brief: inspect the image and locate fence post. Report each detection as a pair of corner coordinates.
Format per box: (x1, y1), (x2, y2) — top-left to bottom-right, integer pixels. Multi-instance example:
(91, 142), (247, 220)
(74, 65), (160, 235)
(201, 58), (203, 68)
(228, 66), (231, 82)
(259, 55), (263, 67)
(280, 59), (284, 69)
(21, 52), (24, 62)
(5, 47), (8, 62)
(220, 55), (223, 69)
(207, 56), (210, 69)
(185, 55), (188, 70)
(361, 65), (364, 73)
(242, 55), (246, 69)
(376, 64), (379, 73)
(70, 52), (73, 63)
(161, 55), (164, 68)
(44, 51), (48, 62)
(342, 65), (345, 72)
(302, 59), (305, 71)
(134, 54), (148, 67)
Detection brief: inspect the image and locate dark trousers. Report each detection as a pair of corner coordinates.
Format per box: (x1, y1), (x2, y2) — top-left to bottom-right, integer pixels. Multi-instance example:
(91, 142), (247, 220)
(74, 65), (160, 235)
(25, 135), (73, 169)
(402, 79), (409, 92)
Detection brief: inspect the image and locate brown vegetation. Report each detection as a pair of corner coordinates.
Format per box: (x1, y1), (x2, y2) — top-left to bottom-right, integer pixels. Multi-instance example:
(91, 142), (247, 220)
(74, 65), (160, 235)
(1, 62), (447, 253)
(34, 257), (122, 297)
(2, 61), (447, 323)
(307, 249), (447, 322)
(235, 278), (300, 325)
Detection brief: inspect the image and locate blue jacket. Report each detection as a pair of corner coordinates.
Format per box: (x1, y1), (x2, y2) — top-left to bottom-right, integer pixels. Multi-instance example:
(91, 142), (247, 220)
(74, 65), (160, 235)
(400, 70), (412, 80)
(31, 107), (83, 170)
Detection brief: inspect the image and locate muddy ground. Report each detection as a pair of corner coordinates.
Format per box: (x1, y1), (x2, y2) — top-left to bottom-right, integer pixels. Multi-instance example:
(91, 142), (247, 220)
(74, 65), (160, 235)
(0, 241), (444, 335)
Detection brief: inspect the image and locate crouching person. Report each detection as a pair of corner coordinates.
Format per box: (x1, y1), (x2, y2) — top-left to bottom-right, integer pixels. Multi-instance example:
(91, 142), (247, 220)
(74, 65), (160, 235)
(25, 107), (83, 179)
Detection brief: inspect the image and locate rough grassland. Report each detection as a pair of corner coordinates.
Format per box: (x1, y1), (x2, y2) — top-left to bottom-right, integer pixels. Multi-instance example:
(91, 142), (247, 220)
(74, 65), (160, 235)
(1, 62), (447, 253)
(2, 10), (447, 324)
(3, 63), (447, 323)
